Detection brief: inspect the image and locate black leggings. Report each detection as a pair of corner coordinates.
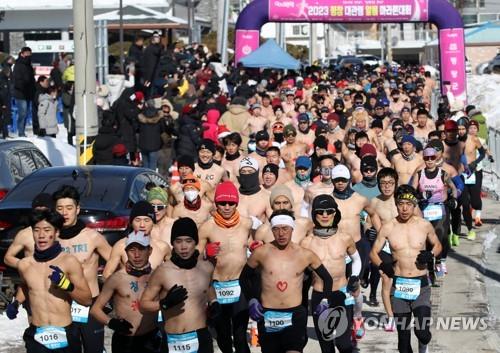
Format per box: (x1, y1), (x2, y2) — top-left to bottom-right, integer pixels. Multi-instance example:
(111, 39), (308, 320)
(463, 170), (483, 211)
(432, 206), (450, 261)
(212, 302), (250, 353)
(311, 290), (354, 353)
(112, 329), (161, 353)
(24, 324), (81, 353)
(451, 187), (473, 233)
(394, 306), (432, 353)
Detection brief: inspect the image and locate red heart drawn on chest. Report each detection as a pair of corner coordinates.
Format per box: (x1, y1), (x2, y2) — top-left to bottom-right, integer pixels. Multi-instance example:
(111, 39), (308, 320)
(276, 281), (288, 292)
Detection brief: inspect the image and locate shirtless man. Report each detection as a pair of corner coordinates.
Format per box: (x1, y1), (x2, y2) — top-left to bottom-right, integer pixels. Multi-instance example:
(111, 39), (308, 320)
(103, 201), (170, 279)
(331, 164), (379, 338)
(19, 209), (92, 353)
(239, 210), (334, 353)
(261, 164), (279, 191)
(413, 109), (434, 147)
(459, 119), (487, 239)
(285, 156), (312, 215)
(255, 185), (312, 244)
(90, 231), (159, 353)
(4, 193), (55, 319)
(370, 185), (442, 353)
(237, 157), (273, 224)
(249, 130), (271, 171)
(221, 133), (244, 185)
(391, 135), (424, 185)
(170, 156), (210, 206)
(296, 114), (316, 147)
(53, 185), (112, 353)
(301, 195), (362, 353)
(198, 181), (253, 353)
(303, 155), (336, 215)
(194, 139), (228, 188)
(140, 218), (218, 353)
(442, 120), (465, 174)
(265, 147), (292, 184)
(244, 103), (269, 135)
(172, 175), (213, 226)
(281, 124), (308, 173)
(147, 187), (175, 244)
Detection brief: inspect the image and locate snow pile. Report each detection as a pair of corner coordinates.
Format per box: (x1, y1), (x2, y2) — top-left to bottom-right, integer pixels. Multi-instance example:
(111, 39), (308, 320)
(467, 74), (500, 129)
(0, 309), (29, 352)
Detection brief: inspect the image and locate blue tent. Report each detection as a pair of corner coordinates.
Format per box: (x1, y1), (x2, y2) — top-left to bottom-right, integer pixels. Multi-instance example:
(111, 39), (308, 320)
(240, 39), (300, 70)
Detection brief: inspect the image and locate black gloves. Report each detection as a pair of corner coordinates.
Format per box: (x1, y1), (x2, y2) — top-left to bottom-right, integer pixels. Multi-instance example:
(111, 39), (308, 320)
(160, 284), (188, 310)
(379, 262), (395, 278)
(108, 318), (133, 335)
(207, 301), (221, 321)
(329, 290), (347, 307)
(416, 250), (433, 266)
(347, 275), (360, 293)
(488, 155), (494, 163)
(334, 140), (343, 152)
(468, 161), (478, 172)
(365, 227), (377, 242)
(445, 197), (458, 210)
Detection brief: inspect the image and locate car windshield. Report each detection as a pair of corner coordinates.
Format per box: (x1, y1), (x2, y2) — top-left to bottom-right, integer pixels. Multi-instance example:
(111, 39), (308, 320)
(3, 172), (128, 209)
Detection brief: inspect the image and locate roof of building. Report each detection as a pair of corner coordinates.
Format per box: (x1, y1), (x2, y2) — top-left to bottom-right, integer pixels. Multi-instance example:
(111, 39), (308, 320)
(426, 21), (500, 46)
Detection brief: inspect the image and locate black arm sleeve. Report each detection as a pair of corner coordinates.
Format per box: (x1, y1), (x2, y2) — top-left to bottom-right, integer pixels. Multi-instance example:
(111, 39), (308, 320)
(313, 264), (333, 297)
(239, 264), (261, 300)
(473, 146), (486, 164)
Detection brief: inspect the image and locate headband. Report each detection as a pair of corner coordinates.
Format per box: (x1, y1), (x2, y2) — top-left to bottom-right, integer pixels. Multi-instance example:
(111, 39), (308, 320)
(396, 193), (418, 205)
(270, 215), (296, 230)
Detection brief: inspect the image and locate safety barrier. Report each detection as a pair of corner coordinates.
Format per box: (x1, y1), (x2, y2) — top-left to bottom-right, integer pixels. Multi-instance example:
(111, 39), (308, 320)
(484, 127), (500, 200)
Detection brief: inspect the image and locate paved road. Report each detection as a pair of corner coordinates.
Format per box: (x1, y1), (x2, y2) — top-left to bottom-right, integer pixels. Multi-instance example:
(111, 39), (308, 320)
(2, 198), (500, 353)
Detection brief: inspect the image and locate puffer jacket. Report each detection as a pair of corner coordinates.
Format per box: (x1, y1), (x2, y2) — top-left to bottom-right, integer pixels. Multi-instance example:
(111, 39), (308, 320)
(175, 115), (202, 158)
(138, 112), (166, 152)
(38, 93), (59, 135)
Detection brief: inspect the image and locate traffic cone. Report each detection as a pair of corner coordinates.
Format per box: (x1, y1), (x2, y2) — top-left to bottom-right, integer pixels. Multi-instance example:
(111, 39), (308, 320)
(250, 320), (259, 347)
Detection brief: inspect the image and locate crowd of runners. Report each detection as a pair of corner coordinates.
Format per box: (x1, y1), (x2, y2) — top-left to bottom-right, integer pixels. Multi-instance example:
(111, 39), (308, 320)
(2, 51), (495, 353)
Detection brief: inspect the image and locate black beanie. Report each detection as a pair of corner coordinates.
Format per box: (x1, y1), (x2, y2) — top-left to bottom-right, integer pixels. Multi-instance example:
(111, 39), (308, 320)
(171, 217), (199, 245)
(177, 155), (195, 171)
(255, 130), (270, 142)
(198, 139), (216, 154)
(32, 193), (55, 210)
(130, 201), (156, 224)
(262, 163), (279, 179)
(371, 119), (383, 129)
(311, 194), (341, 229)
(360, 155), (378, 173)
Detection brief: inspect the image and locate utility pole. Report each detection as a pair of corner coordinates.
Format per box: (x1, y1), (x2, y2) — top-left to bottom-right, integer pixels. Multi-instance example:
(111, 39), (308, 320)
(119, 0), (124, 72)
(309, 23), (317, 65)
(216, 0), (229, 64)
(387, 24), (393, 63)
(73, 0), (98, 165)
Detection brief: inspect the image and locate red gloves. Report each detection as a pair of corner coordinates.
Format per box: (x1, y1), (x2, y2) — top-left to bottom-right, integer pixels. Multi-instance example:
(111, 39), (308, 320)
(205, 242), (221, 258)
(249, 240), (264, 252)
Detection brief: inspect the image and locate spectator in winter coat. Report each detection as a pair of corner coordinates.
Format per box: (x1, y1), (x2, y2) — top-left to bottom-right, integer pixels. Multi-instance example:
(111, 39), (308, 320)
(138, 106), (166, 171)
(202, 108), (221, 144)
(175, 110), (203, 159)
(111, 143), (130, 166)
(127, 35), (144, 86)
(106, 65), (135, 106)
(33, 75), (50, 135)
(37, 87), (58, 137)
(13, 47), (35, 137)
(113, 88), (143, 162)
(61, 82), (75, 145)
(218, 96), (251, 151)
(0, 67), (13, 139)
(93, 111), (122, 165)
(142, 32), (162, 96)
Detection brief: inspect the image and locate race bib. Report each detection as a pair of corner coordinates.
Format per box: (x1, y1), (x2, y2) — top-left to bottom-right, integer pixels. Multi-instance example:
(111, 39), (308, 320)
(463, 172), (476, 185)
(345, 255), (352, 265)
(167, 332), (199, 353)
(423, 204), (443, 221)
(340, 286), (355, 306)
(382, 241), (391, 254)
(213, 280), (241, 304)
(34, 326), (68, 350)
(264, 311), (293, 332)
(394, 277), (421, 301)
(71, 301), (90, 323)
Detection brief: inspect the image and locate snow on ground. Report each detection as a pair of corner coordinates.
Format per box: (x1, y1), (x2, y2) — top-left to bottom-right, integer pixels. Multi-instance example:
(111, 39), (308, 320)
(0, 309), (28, 353)
(467, 74), (500, 129)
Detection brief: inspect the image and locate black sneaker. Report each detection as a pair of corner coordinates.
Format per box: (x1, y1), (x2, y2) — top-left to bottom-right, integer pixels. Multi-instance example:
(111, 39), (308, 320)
(367, 296), (379, 307)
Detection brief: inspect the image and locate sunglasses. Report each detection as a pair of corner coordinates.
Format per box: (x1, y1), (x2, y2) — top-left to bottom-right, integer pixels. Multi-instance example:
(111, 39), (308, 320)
(152, 204), (167, 211)
(393, 127), (403, 131)
(181, 178), (196, 184)
(299, 121), (309, 124)
(217, 201), (236, 206)
(333, 178), (349, 183)
(314, 208), (336, 215)
(423, 156), (437, 161)
(363, 168), (377, 173)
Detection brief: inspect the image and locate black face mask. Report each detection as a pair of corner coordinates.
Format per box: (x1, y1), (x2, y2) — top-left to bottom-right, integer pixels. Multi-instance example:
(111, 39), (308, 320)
(255, 146), (267, 157)
(274, 133), (284, 143)
(332, 186), (355, 200)
(126, 262), (152, 277)
(458, 133), (467, 142)
(238, 172), (261, 195)
(361, 175), (378, 187)
(34, 241), (62, 262)
(170, 250), (200, 269)
(198, 159), (213, 169)
(59, 219), (86, 240)
(213, 159), (222, 166)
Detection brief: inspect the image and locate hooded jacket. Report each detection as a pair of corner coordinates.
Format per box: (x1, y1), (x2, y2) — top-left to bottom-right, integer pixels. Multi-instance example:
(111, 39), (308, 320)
(138, 111), (166, 152)
(175, 115), (203, 158)
(93, 126), (122, 165)
(13, 55), (35, 100)
(37, 93), (59, 135)
(202, 109), (221, 144)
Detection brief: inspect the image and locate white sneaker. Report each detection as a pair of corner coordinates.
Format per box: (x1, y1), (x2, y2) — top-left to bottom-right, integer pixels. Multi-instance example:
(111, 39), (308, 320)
(418, 341), (429, 353)
(384, 316), (395, 332)
(441, 262), (448, 274)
